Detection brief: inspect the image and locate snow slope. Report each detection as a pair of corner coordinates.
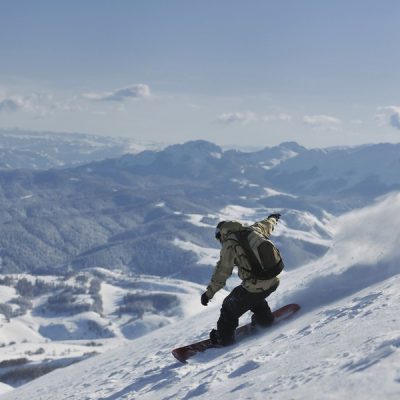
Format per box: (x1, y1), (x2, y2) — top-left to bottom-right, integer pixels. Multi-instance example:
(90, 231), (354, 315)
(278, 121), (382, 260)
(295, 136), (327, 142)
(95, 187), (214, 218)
(2, 193), (400, 399)
(0, 383), (13, 396)
(0, 272), (210, 388)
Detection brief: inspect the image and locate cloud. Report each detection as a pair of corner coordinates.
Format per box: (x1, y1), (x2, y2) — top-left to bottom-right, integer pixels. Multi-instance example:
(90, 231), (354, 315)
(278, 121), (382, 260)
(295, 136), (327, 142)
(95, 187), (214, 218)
(376, 106), (400, 130)
(263, 113), (292, 122)
(0, 97), (24, 112)
(0, 93), (55, 116)
(0, 85), (151, 116)
(82, 84), (151, 102)
(303, 114), (342, 130)
(216, 112), (257, 125)
(216, 111), (293, 125)
(391, 112), (400, 129)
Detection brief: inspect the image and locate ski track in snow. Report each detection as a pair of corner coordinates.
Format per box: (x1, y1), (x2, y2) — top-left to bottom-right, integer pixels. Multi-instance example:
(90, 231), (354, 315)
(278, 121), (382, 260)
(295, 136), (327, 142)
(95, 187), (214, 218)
(2, 194), (400, 399)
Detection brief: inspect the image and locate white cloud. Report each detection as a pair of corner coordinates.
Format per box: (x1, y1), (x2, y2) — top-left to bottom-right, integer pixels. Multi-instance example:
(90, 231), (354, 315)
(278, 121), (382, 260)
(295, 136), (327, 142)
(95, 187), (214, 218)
(376, 106), (400, 130)
(82, 84), (151, 102)
(0, 92), (55, 116)
(216, 111), (293, 125)
(216, 111), (257, 125)
(0, 85), (151, 117)
(303, 114), (342, 130)
(263, 113), (292, 122)
(391, 113), (400, 129)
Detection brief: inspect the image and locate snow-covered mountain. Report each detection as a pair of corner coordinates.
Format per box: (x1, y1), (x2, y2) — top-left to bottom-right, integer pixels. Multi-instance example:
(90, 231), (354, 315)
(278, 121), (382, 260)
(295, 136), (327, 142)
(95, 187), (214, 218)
(0, 139), (328, 277)
(2, 192), (399, 399)
(2, 139), (399, 277)
(1, 135), (400, 396)
(0, 129), (165, 170)
(263, 143), (400, 210)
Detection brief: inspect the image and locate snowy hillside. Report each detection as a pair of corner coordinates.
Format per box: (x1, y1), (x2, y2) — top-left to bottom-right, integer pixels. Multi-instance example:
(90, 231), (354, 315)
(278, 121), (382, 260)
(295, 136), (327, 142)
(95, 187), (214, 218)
(0, 270), (206, 388)
(2, 192), (399, 399)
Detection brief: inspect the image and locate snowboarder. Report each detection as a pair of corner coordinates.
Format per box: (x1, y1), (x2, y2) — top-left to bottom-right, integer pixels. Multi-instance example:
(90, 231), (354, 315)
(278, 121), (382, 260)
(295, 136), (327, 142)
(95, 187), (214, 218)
(201, 213), (283, 346)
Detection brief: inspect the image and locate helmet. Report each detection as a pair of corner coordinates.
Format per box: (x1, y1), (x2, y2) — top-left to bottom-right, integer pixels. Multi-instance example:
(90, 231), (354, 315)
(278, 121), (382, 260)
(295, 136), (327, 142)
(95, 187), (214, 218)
(215, 220), (243, 242)
(215, 221), (225, 241)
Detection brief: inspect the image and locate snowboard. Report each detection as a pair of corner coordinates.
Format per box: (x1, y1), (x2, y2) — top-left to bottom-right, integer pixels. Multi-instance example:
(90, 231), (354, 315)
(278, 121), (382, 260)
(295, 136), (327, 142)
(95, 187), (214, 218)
(172, 303), (300, 363)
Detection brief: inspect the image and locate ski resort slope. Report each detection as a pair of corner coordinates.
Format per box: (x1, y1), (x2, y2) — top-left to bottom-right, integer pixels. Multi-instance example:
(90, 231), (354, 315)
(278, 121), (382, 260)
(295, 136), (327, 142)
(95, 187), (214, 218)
(2, 193), (400, 400)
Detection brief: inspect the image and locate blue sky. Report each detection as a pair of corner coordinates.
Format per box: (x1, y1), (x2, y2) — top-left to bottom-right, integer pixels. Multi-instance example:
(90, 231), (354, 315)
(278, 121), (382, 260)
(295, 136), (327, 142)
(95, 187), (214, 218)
(0, 0), (399, 148)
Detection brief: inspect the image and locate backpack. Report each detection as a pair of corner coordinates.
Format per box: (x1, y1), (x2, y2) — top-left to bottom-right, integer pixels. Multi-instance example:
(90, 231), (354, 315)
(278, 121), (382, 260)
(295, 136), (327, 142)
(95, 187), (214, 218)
(234, 228), (284, 279)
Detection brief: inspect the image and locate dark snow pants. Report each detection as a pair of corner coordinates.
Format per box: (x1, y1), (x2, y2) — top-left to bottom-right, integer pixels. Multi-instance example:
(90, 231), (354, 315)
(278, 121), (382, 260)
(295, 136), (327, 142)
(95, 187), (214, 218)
(216, 282), (279, 340)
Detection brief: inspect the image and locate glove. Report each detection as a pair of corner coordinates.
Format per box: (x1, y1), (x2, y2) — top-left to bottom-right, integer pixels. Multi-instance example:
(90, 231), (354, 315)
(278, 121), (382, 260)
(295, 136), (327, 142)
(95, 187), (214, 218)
(268, 213), (281, 221)
(201, 292), (210, 306)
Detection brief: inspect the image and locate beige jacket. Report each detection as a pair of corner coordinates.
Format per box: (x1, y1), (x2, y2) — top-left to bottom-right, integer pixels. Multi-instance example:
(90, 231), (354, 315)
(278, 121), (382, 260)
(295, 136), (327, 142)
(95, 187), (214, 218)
(205, 216), (280, 299)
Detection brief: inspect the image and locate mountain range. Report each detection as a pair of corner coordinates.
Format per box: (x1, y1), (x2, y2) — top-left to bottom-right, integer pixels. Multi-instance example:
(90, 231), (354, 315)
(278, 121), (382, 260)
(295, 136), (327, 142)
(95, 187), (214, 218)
(0, 130), (399, 395)
(2, 135), (399, 279)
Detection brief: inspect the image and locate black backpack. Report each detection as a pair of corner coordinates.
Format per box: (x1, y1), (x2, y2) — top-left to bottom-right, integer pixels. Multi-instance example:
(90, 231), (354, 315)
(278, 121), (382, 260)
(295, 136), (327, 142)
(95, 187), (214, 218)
(234, 228), (284, 279)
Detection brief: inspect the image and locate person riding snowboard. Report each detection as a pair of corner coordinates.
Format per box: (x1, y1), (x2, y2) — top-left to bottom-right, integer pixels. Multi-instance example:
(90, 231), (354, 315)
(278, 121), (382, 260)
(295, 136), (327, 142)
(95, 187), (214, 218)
(201, 213), (283, 346)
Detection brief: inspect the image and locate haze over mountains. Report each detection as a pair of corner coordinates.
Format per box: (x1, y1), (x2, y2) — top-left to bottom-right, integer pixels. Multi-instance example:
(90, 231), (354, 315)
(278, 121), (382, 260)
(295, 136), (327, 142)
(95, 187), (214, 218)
(0, 129), (399, 395)
(0, 128), (166, 170)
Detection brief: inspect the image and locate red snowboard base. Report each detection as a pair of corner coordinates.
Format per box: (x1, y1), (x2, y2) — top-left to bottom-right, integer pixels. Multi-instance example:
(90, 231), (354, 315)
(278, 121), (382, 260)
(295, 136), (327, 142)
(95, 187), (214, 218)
(172, 303), (300, 363)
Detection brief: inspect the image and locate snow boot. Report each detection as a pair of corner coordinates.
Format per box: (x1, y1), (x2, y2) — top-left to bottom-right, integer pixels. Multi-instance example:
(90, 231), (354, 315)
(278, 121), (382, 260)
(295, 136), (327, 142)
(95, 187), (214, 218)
(251, 313), (275, 328)
(209, 329), (235, 346)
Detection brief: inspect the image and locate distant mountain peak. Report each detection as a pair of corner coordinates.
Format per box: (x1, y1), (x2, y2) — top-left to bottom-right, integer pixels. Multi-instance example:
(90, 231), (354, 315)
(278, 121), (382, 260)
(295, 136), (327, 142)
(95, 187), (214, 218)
(164, 140), (222, 155)
(277, 141), (307, 152)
